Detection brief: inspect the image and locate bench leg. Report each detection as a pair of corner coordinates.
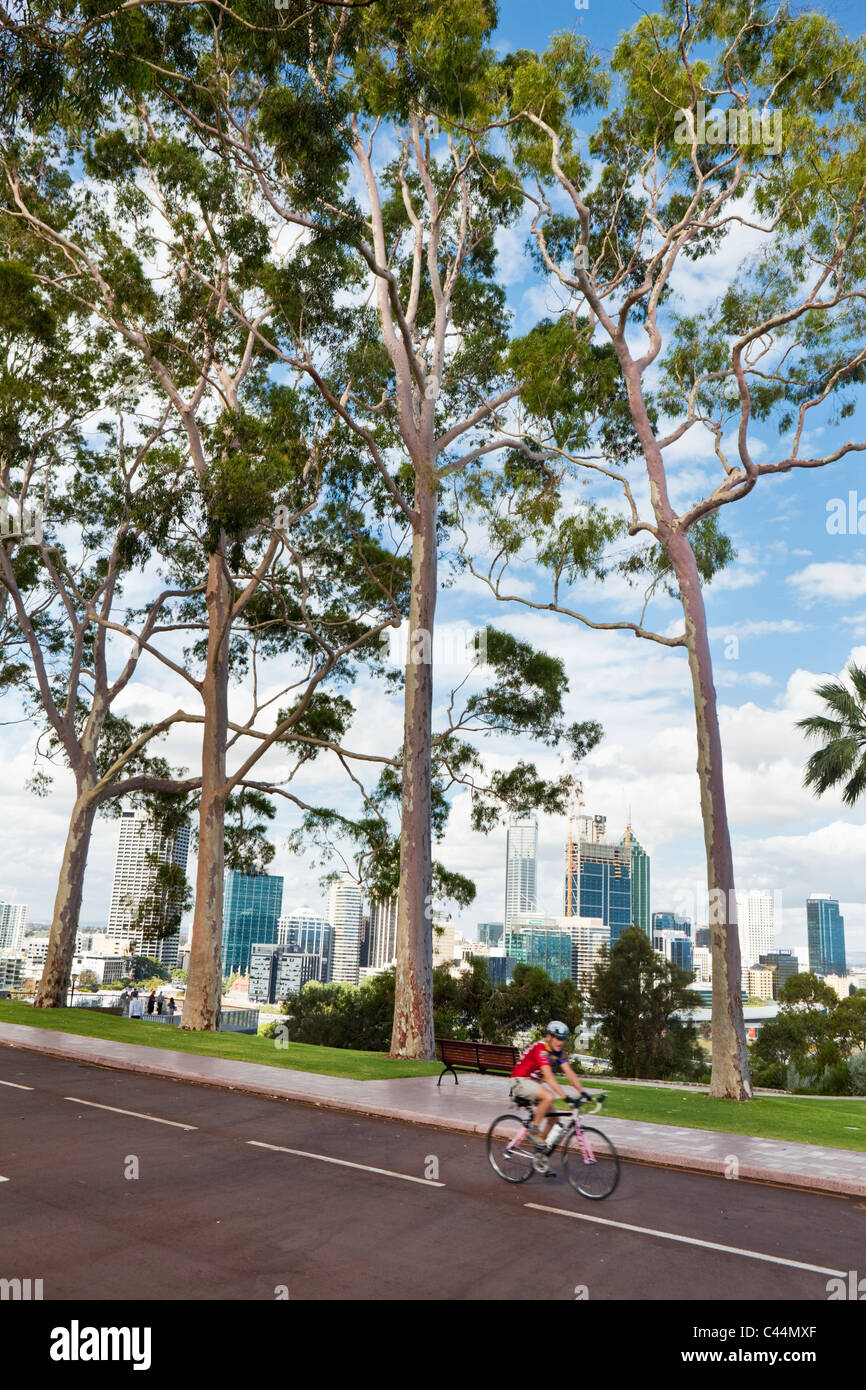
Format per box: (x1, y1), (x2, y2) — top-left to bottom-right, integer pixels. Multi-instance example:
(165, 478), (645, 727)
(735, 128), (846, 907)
(437, 1066), (458, 1086)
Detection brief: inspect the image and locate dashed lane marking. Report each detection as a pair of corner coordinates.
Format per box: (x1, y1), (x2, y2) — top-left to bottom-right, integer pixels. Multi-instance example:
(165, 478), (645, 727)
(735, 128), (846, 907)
(525, 1203), (847, 1277)
(64, 1097), (198, 1130)
(247, 1140), (445, 1187)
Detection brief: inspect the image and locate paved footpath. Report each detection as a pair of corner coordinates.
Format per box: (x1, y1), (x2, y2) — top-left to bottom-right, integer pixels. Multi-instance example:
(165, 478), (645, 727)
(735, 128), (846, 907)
(1, 1019), (864, 1197)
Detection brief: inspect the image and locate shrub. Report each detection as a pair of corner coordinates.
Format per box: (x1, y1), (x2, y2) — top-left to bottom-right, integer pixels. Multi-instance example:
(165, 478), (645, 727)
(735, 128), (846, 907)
(847, 1050), (866, 1096)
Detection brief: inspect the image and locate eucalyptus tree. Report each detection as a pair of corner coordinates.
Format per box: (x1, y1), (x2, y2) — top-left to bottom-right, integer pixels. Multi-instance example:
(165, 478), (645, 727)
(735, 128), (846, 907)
(0, 232), (208, 1007)
(0, 110), (409, 1027)
(462, 0), (866, 1098)
(105, 0), (606, 1057)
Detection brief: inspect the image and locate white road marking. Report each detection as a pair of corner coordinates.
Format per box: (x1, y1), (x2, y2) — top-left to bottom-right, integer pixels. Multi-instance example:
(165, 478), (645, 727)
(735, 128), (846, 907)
(247, 1140), (445, 1187)
(64, 1097), (197, 1131)
(525, 1204), (847, 1277)
(0, 1176), (8, 1183)
(0, 1080), (34, 1090)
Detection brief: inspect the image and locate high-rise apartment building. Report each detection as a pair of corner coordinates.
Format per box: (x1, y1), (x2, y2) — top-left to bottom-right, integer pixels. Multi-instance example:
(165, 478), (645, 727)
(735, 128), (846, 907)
(504, 817), (538, 928)
(622, 826), (650, 936)
(367, 897), (399, 972)
(806, 895), (846, 977)
(278, 909), (333, 981)
(105, 810), (191, 969)
(327, 875), (363, 984)
(564, 814), (631, 944)
(432, 915), (456, 966)
(222, 870), (283, 976)
(758, 949), (799, 999)
(249, 943), (319, 1003)
(0, 902), (26, 953)
(569, 917), (611, 988)
(735, 891), (775, 983)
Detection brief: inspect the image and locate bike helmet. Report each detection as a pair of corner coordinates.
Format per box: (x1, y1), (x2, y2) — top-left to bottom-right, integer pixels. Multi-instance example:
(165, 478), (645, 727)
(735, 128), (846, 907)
(546, 1020), (570, 1039)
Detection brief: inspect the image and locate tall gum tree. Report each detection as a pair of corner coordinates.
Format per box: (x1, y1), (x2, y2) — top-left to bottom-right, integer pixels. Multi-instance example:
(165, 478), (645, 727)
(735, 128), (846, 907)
(0, 117), (407, 1025)
(117, 0), (605, 1056)
(472, 3), (866, 1097)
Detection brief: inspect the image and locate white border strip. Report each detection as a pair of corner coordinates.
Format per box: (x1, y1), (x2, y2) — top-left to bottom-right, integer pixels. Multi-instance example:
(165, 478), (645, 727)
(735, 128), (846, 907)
(0, 1080), (34, 1090)
(247, 1140), (445, 1187)
(525, 1204), (846, 1277)
(64, 1097), (197, 1130)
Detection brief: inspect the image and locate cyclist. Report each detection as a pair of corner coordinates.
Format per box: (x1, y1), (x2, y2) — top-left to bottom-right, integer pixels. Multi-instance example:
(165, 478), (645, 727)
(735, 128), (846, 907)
(509, 1021), (587, 1153)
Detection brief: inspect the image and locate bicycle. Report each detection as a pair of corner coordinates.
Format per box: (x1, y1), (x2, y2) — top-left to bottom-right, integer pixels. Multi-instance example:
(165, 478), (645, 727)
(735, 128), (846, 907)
(486, 1093), (620, 1199)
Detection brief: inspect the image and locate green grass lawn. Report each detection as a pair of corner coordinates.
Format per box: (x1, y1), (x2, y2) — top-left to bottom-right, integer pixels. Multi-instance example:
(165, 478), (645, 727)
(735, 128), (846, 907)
(0, 1000), (440, 1081)
(565, 1084), (866, 1153)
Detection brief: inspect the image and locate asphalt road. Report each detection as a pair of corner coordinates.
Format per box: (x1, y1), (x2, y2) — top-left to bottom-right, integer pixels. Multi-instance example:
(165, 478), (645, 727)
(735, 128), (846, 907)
(1, 1045), (863, 1302)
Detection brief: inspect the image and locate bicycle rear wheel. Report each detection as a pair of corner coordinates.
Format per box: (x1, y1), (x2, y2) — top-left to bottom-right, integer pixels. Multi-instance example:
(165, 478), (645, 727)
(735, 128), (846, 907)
(562, 1124), (620, 1199)
(487, 1112), (536, 1183)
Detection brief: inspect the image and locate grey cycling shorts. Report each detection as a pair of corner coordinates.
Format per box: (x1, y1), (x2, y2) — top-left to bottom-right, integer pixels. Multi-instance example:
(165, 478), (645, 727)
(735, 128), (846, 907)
(509, 1077), (556, 1104)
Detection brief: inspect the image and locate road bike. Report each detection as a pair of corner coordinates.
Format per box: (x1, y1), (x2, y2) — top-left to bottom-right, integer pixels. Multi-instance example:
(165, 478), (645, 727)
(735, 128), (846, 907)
(486, 1093), (620, 1199)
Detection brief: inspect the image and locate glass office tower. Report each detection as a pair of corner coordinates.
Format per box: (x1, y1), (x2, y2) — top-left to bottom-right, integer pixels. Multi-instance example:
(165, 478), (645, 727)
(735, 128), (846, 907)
(505, 915), (573, 983)
(622, 826), (650, 937)
(806, 895), (846, 977)
(564, 837), (632, 944)
(504, 818), (538, 929)
(221, 871), (283, 976)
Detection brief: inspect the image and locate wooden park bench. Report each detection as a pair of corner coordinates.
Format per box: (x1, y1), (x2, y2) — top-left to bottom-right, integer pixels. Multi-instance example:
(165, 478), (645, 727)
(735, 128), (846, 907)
(435, 1038), (518, 1086)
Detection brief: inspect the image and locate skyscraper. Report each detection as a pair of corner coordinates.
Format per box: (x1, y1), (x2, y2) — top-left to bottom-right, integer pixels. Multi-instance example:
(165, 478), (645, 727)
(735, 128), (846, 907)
(806, 895), (846, 977)
(0, 902), (26, 954)
(367, 897), (399, 972)
(564, 815), (631, 944)
(222, 870), (283, 976)
(622, 825), (650, 936)
(735, 891), (775, 983)
(278, 908), (333, 981)
(106, 810), (191, 968)
(504, 817), (538, 928)
(327, 874), (363, 984)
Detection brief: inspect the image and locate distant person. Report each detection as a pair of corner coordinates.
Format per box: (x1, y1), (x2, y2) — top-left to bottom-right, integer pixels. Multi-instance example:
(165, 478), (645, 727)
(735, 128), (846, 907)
(146, 990), (156, 1015)
(120, 989), (130, 1014)
(129, 990), (143, 1019)
(156, 991), (164, 1015)
(167, 997), (176, 1017)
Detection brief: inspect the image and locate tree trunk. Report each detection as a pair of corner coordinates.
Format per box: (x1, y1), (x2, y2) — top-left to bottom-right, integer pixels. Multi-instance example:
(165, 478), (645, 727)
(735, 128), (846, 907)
(34, 791), (97, 1008)
(182, 549), (232, 1031)
(390, 469), (437, 1059)
(665, 528), (751, 1100)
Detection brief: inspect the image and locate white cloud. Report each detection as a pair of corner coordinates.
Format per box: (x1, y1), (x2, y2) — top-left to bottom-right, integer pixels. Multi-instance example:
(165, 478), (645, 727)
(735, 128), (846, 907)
(789, 563), (866, 603)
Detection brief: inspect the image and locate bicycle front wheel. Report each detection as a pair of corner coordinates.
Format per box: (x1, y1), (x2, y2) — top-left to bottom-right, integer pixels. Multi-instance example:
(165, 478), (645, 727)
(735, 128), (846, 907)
(487, 1113), (536, 1184)
(562, 1125), (620, 1199)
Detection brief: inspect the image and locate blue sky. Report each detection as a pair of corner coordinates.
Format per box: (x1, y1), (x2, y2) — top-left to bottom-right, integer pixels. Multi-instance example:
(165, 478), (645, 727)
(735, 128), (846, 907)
(2, 0), (866, 963)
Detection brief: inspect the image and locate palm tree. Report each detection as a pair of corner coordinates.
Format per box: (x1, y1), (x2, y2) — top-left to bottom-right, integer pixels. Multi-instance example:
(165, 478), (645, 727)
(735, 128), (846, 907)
(797, 663), (866, 805)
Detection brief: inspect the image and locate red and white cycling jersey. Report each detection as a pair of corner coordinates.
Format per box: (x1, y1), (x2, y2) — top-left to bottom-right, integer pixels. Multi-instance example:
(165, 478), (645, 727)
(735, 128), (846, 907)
(511, 1040), (566, 1080)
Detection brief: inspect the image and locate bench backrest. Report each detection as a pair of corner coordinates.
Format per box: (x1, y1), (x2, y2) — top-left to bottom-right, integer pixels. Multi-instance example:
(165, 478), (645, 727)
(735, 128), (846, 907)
(436, 1039), (518, 1069)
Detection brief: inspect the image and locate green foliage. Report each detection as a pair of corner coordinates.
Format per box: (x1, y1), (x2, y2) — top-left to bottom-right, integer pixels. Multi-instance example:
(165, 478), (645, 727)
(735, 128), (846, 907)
(75, 970), (99, 992)
(284, 957), (582, 1052)
(588, 926), (703, 1080)
(127, 956), (171, 984)
(750, 977), (866, 1092)
(798, 663), (866, 807)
